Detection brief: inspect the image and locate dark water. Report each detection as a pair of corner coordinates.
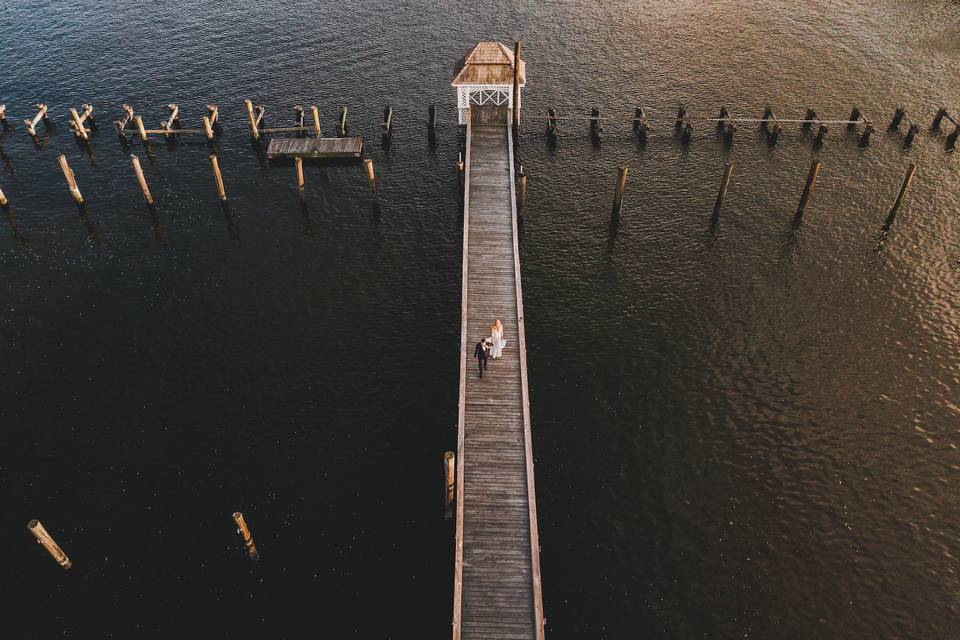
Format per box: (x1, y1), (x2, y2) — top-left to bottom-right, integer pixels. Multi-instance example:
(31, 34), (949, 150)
(3, 1), (959, 638)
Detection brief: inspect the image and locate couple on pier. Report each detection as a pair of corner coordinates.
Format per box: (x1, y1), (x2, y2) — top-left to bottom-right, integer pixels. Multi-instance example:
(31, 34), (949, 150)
(474, 319), (505, 378)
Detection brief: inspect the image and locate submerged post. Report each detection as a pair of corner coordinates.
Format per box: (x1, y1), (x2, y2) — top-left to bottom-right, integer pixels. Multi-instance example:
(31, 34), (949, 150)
(245, 99), (260, 140)
(512, 41), (522, 131)
(932, 107), (947, 131)
(795, 159), (821, 220)
(210, 154), (227, 201)
(547, 107), (559, 137)
(904, 124), (919, 147)
(57, 155), (83, 205)
(295, 156), (304, 191)
(803, 108), (817, 131)
(884, 164), (917, 230)
(428, 105), (437, 134)
(890, 108), (905, 131)
(130, 154), (154, 205)
(860, 123), (875, 147)
(713, 161), (734, 219)
(612, 165), (628, 217)
(28, 519), (72, 569)
(232, 512), (259, 561)
(444, 451), (456, 519)
(848, 106), (861, 129)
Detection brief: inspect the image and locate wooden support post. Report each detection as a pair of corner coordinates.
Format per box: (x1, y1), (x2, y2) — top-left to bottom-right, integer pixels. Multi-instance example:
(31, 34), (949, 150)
(884, 164), (917, 230)
(294, 105), (305, 129)
(28, 519), (72, 569)
(761, 107), (773, 130)
(57, 155), (83, 205)
(130, 154), (153, 205)
(890, 108), (905, 131)
(69, 108), (89, 141)
(338, 106), (348, 136)
(80, 104), (95, 127)
(232, 512), (259, 561)
(135, 116), (148, 142)
(713, 161), (734, 218)
(0, 182), (7, 206)
(244, 99), (260, 140)
(295, 156), (304, 191)
(795, 159), (821, 220)
(382, 105), (393, 136)
(904, 124), (919, 147)
(429, 105), (437, 133)
(517, 169), (527, 219)
(803, 108), (817, 131)
(859, 123), (875, 147)
(932, 107), (947, 131)
(458, 150), (465, 191)
(635, 107), (648, 143)
(210, 154), (226, 201)
(0, 104), (7, 129)
(115, 104), (135, 137)
(612, 165), (628, 217)
(363, 158), (376, 193)
(548, 107), (559, 137)
(682, 122), (693, 144)
(512, 41), (522, 130)
(947, 128), (959, 151)
(202, 116), (214, 140)
(444, 451), (456, 519)
(768, 123), (782, 144)
(674, 104), (686, 129)
(161, 104), (180, 135)
(848, 106), (861, 129)
(590, 107), (603, 141)
(207, 104), (219, 128)
(815, 124), (828, 146)
(24, 104), (48, 137)
(310, 106), (321, 138)
(717, 106), (729, 129)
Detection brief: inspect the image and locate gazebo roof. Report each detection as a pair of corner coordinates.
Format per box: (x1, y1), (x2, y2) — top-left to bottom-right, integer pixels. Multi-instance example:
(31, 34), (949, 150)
(452, 42), (527, 87)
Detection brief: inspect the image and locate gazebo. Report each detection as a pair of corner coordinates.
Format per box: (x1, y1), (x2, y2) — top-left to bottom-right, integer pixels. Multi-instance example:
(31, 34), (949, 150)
(452, 42), (527, 126)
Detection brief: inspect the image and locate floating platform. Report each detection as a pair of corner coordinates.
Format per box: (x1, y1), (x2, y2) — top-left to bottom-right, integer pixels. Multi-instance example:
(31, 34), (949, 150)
(265, 137), (363, 159)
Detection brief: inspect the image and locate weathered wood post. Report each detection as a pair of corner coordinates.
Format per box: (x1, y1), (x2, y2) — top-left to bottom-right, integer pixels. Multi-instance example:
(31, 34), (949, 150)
(458, 150), (465, 207)
(946, 127), (959, 151)
(130, 154), (154, 205)
(294, 105), (305, 130)
(675, 104), (686, 129)
(768, 122), (782, 144)
(28, 519), (72, 569)
(681, 121), (693, 144)
(0, 182), (8, 206)
(0, 104), (8, 129)
(634, 107), (649, 143)
(57, 155), (83, 205)
(884, 163), (917, 230)
(512, 41), (522, 131)
(310, 106), (321, 138)
(815, 124), (828, 146)
(590, 107), (603, 141)
(135, 116), (148, 142)
(889, 108), (905, 130)
(363, 158), (376, 194)
(717, 106), (729, 129)
(931, 107), (947, 131)
(295, 156), (304, 191)
(803, 108), (817, 131)
(161, 103), (180, 136)
(428, 105), (437, 135)
(517, 168), (527, 219)
(202, 116), (214, 141)
(115, 104), (135, 138)
(848, 106), (861, 129)
(859, 123), (875, 147)
(612, 165), (628, 217)
(713, 161), (734, 219)
(244, 99), (260, 140)
(761, 107), (773, 131)
(338, 106), (348, 136)
(904, 124), (919, 147)
(382, 105), (393, 137)
(795, 159), (821, 220)
(207, 104), (219, 129)
(24, 104), (49, 138)
(444, 451), (456, 519)
(547, 107), (559, 137)
(69, 108), (89, 141)
(210, 154), (227, 201)
(232, 512), (259, 561)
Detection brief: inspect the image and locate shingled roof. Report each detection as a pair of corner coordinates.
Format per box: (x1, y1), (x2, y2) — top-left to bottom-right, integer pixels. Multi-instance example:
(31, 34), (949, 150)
(452, 42), (527, 87)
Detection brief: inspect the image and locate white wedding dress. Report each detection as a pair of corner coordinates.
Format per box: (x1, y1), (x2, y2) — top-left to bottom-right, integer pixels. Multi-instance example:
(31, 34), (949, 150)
(490, 327), (505, 358)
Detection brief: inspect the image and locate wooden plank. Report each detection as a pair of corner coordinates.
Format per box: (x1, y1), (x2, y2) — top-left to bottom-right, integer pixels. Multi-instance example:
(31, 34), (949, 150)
(265, 136), (363, 159)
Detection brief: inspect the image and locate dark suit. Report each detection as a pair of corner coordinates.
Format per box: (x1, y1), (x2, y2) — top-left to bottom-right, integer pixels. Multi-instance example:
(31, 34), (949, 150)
(474, 341), (488, 377)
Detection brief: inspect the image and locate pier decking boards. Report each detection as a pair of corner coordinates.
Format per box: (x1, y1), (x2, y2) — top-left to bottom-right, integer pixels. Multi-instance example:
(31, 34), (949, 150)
(453, 121), (545, 640)
(264, 137), (363, 159)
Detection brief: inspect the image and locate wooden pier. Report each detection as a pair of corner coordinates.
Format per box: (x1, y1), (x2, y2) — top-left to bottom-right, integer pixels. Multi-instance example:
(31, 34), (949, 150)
(453, 112), (544, 639)
(265, 137), (363, 159)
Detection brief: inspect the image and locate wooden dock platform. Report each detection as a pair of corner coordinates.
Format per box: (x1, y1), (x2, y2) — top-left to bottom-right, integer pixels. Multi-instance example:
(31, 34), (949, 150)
(265, 137), (363, 159)
(453, 120), (545, 640)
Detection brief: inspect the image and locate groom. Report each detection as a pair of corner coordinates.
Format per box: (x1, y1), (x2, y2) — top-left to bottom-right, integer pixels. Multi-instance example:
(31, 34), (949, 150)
(474, 338), (490, 378)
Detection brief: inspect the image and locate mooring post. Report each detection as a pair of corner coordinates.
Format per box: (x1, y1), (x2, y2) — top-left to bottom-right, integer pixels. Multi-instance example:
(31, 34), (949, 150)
(135, 115), (148, 142)
(512, 41), (522, 131)
(612, 165), (628, 217)
(57, 155), (83, 205)
(889, 107), (905, 131)
(932, 107), (947, 132)
(28, 519), (72, 569)
(713, 161), (734, 218)
(859, 123), (875, 147)
(232, 512), (259, 561)
(904, 124), (919, 147)
(517, 168), (527, 219)
(815, 124), (828, 146)
(130, 154), (153, 205)
(428, 105), (437, 135)
(795, 159), (821, 220)
(338, 106), (348, 136)
(244, 99), (260, 140)
(308, 106), (320, 138)
(202, 116), (214, 141)
(210, 154), (227, 201)
(295, 156), (304, 191)
(884, 163), (917, 230)
(383, 105), (393, 137)
(803, 108), (817, 131)
(848, 106), (861, 129)
(363, 158), (376, 194)
(444, 451), (456, 519)
(69, 108), (89, 141)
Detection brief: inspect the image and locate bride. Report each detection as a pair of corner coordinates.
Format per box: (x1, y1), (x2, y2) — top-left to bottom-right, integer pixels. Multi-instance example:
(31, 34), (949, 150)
(490, 319), (505, 358)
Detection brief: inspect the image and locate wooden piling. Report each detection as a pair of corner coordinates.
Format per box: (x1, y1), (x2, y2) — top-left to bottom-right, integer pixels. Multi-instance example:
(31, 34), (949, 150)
(429, 105), (437, 133)
(24, 104), (48, 137)
(244, 99), (260, 140)
(202, 116), (214, 141)
(0, 183), (7, 206)
(848, 106), (861, 129)
(768, 123), (782, 144)
(612, 165), (628, 217)
(383, 105), (393, 136)
(675, 104), (686, 128)
(517, 170), (527, 218)
(547, 107), (559, 137)
(512, 41), (522, 130)
(904, 124), (919, 147)
(0, 104), (7, 129)
(713, 161), (734, 218)
(310, 106), (321, 138)
(210, 154), (226, 201)
(884, 163), (917, 230)
(135, 116), (148, 142)
(859, 123), (875, 147)
(57, 155), (83, 205)
(28, 519), (72, 569)
(932, 107), (947, 131)
(890, 107), (905, 130)
(634, 107), (648, 143)
(232, 512), (259, 561)
(815, 124), (828, 146)
(590, 107), (603, 141)
(803, 108), (817, 131)
(130, 154), (153, 205)
(207, 104), (219, 128)
(69, 108), (89, 141)
(363, 158), (376, 193)
(295, 156), (304, 191)
(294, 105), (305, 129)
(761, 107), (773, 130)
(338, 106), (348, 136)
(947, 128), (959, 151)
(444, 451), (456, 519)
(795, 159), (821, 220)
(682, 122), (693, 144)
(162, 103), (180, 135)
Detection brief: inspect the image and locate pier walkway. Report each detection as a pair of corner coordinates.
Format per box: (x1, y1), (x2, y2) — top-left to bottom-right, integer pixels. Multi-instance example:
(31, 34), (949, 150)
(453, 119), (545, 639)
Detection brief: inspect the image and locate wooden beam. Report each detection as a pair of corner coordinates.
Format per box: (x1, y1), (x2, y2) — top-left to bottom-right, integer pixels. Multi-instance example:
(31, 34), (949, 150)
(512, 41), (522, 129)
